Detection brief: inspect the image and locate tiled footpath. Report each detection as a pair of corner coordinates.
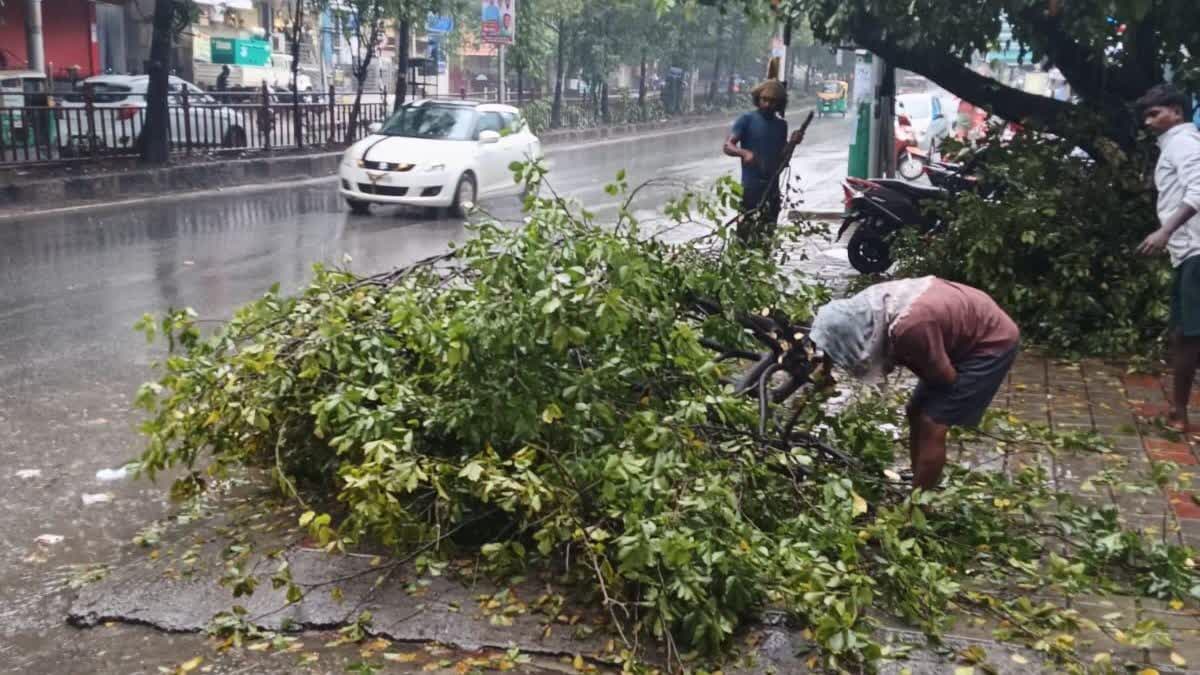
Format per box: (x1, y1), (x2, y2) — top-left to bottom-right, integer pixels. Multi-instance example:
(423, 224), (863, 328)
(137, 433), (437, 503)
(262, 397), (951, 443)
(948, 353), (1200, 671)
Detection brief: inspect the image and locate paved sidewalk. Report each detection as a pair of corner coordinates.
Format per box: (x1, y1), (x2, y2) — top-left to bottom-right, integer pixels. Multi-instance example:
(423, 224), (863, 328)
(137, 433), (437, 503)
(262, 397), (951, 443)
(953, 355), (1200, 670)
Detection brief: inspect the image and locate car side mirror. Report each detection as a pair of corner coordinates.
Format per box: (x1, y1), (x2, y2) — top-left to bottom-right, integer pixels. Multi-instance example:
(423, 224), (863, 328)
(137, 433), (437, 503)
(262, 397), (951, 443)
(367, 122), (382, 134)
(478, 130), (501, 144)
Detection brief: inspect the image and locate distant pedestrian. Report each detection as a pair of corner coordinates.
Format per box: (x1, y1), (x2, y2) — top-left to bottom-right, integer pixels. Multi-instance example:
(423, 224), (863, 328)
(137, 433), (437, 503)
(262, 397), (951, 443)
(216, 65), (231, 96)
(1136, 84), (1200, 435)
(722, 80), (803, 242)
(810, 277), (1020, 491)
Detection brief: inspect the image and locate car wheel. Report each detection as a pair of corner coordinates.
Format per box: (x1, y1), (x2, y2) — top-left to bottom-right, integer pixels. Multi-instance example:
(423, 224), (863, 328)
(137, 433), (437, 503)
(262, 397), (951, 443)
(346, 198), (371, 215)
(222, 126), (248, 148)
(847, 227), (893, 274)
(450, 172), (477, 218)
(898, 152), (926, 181)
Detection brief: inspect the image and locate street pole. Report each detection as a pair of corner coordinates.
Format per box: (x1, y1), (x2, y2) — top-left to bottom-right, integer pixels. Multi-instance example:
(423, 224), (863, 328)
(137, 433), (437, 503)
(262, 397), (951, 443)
(498, 44), (506, 103)
(25, 0), (46, 75)
(781, 18), (791, 89)
(866, 54), (884, 178)
(879, 62), (896, 178)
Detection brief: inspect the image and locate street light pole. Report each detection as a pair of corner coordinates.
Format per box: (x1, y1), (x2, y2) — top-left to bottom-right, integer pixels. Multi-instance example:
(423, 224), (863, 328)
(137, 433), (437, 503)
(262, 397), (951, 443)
(498, 44), (506, 103)
(25, 0), (46, 75)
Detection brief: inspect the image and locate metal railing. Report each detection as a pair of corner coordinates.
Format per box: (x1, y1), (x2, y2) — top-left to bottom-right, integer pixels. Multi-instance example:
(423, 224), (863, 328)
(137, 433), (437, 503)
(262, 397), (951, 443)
(0, 83), (392, 167)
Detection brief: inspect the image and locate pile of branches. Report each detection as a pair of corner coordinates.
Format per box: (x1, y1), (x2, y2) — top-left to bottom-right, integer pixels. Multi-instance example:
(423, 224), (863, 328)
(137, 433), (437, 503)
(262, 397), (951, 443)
(135, 169), (1199, 672)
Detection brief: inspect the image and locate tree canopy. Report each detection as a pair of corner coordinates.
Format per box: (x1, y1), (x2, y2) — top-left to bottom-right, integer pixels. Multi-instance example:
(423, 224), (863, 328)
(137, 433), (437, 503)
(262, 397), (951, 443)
(702, 0), (1199, 147)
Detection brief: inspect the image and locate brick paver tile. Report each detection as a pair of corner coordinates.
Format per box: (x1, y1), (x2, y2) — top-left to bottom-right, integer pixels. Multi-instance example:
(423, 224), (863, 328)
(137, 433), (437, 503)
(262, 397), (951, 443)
(1144, 438), (1198, 466)
(1168, 491), (1200, 520)
(1122, 373), (1163, 390)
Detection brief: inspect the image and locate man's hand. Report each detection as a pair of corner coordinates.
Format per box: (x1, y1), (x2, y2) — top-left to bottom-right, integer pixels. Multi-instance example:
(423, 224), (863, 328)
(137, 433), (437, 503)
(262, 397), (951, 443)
(740, 150), (756, 167)
(789, 129), (805, 145)
(1138, 227), (1173, 256)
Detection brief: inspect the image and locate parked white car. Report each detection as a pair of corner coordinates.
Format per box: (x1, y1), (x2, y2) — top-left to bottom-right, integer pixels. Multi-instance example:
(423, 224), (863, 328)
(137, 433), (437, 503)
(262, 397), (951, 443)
(57, 74), (250, 151)
(339, 100), (542, 216)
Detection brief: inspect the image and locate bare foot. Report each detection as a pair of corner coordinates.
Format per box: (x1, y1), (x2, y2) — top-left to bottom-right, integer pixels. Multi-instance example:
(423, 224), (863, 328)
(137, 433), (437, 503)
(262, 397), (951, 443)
(1166, 410), (1197, 440)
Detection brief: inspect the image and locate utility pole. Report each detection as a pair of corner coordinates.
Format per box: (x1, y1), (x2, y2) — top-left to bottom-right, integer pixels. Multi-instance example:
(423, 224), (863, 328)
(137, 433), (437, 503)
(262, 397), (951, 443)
(25, 0), (46, 74)
(878, 61), (896, 177)
(498, 45), (506, 103)
(865, 54), (884, 178)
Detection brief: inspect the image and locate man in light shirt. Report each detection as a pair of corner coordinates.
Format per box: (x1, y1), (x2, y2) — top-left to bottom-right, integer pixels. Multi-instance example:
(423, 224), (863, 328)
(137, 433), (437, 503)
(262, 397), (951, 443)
(1136, 85), (1200, 434)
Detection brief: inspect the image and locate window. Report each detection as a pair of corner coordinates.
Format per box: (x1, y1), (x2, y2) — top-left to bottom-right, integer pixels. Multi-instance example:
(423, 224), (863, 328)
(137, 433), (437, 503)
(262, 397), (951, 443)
(499, 111), (524, 135)
(379, 104), (477, 140)
(475, 111), (504, 138)
(62, 82), (132, 103)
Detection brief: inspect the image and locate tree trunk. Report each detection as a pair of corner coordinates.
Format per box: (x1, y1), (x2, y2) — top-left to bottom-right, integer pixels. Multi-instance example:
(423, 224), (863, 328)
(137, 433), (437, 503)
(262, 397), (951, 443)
(600, 80), (609, 124)
(804, 50), (813, 92)
(139, 0), (174, 163)
(638, 49), (647, 120)
(517, 67), (524, 104)
(551, 19), (565, 129)
(393, 19), (409, 112)
(290, 0), (303, 146)
(708, 27), (722, 105)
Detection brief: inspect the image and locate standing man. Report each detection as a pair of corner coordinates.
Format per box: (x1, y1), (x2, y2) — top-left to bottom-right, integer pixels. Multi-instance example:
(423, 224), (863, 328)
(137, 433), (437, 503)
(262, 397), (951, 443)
(1136, 85), (1200, 434)
(216, 65), (231, 96)
(809, 277), (1020, 491)
(723, 80), (802, 242)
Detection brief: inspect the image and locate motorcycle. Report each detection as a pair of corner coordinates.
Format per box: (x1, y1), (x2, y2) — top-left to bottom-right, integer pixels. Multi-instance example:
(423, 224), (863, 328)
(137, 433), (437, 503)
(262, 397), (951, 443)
(837, 156), (988, 274)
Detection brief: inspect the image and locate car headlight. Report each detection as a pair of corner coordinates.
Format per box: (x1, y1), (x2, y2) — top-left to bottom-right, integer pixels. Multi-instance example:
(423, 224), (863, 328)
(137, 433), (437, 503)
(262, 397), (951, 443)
(425, 163), (445, 172)
(356, 159), (366, 167)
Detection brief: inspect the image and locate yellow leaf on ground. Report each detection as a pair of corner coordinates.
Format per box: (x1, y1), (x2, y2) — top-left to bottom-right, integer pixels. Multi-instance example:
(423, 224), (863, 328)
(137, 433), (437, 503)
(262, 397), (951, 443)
(246, 642), (270, 652)
(573, 654), (586, 671)
(384, 652), (419, 663)
(1171, 653), (1188, 666)
(852, 493), (868, 516)
(954, 667), (975, 675)
(1170, 599), (1184, 610)
(1011, 654), (1029, 664)
(1138, 668), (1160, 675)
(177, 657), (203, 673)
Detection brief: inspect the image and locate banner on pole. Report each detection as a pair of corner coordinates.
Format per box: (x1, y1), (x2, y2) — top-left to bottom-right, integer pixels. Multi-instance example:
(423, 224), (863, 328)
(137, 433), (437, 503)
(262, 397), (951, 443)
(481, 0), (515, 45)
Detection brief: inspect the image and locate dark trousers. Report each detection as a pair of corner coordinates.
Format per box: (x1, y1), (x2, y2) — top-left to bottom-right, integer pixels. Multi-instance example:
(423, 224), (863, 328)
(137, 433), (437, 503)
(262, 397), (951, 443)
(738, 181), (781, 244)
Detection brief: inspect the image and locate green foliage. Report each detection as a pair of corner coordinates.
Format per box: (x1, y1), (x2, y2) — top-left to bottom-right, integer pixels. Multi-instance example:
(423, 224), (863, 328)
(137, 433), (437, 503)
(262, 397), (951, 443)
(893, 126), (1170, 355)
(136, 165), (1198, 670)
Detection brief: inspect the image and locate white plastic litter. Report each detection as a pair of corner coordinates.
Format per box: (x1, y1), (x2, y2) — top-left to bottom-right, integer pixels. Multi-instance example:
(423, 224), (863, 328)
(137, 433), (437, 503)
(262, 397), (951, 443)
(95, 467), (129, 482)
(15, 469), (42, 479)
(35, 534), (64, 546)
(81, 493), (114, 506)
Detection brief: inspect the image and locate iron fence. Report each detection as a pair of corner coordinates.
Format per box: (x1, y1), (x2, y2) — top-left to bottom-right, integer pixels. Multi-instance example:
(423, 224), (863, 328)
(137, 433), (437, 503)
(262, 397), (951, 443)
(0, 83), (393, 167)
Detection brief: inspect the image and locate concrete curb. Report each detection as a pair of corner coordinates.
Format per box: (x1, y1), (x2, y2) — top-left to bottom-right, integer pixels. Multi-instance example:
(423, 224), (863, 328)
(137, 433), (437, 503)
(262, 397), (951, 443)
(0, 111), (741, 212)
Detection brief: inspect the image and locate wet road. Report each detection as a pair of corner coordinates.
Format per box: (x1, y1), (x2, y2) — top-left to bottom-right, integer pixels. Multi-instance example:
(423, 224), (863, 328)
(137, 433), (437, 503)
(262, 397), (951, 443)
(0, 114), (853, 673)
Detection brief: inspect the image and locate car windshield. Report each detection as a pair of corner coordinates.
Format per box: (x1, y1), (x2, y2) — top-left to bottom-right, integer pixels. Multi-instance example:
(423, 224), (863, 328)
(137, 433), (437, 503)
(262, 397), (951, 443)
(379, 105), (476, 140)
(820, 81), (842, 93)
(62, 82), (132, 103)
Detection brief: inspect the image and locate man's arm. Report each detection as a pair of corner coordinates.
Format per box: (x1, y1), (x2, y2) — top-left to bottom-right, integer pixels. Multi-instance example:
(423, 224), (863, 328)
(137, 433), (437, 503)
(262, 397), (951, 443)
(893, 322), (957, 388)
(723, 134), (752, 164)
(1140, 133), (1200, 255)
(724, 114), (753, 165)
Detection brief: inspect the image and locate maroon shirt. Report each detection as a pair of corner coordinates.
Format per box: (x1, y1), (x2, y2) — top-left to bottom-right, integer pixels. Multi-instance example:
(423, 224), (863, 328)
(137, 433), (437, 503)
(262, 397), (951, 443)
(890, 279), (1019, 384)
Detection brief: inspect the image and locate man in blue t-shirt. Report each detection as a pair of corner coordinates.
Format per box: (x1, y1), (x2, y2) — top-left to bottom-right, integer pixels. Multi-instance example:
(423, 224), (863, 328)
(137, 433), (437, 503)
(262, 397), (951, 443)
(723, 80), (803, 242)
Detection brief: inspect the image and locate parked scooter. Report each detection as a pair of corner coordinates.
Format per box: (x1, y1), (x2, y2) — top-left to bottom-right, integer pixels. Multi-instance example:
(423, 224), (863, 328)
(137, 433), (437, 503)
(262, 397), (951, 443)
(837, 160), (981, 274)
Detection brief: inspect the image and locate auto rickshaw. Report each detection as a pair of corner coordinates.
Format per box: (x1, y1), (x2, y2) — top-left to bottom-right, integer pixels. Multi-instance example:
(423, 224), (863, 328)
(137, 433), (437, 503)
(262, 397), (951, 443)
(816, 80), (848, 117)
(0, 69), (58, 157)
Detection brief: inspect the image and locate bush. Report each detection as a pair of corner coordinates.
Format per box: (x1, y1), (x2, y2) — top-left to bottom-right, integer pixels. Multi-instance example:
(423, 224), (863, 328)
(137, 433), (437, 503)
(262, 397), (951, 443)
(893, 126), (1170, 355)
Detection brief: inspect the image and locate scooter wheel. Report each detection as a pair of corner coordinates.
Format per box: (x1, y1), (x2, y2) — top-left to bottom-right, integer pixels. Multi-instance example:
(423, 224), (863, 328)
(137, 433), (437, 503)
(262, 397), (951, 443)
(847, 228), (893, 274)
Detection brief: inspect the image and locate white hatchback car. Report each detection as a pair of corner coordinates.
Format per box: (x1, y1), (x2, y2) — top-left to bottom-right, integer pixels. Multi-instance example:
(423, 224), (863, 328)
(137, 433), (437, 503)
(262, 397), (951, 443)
(57, 74), (250, 151)
(339, 100), (542, 215)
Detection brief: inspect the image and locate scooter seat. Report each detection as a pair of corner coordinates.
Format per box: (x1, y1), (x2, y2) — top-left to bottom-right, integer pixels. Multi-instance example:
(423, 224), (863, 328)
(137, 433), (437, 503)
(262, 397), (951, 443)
(870, 180), (948, 200)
